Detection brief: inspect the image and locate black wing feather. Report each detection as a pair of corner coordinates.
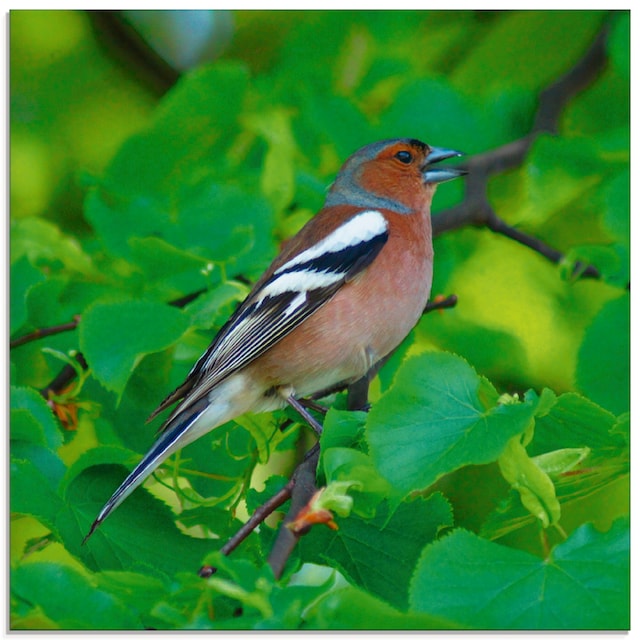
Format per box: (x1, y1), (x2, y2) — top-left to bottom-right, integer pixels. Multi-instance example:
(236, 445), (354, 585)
(154, 219), (389, 429)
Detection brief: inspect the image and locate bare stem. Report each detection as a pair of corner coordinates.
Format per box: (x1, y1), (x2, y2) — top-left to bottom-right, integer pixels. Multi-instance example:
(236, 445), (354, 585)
(11, 318), (80, 350)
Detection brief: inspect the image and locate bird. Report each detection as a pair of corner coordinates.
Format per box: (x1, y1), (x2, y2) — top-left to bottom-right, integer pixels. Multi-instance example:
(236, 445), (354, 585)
(83, 137), (465, 542)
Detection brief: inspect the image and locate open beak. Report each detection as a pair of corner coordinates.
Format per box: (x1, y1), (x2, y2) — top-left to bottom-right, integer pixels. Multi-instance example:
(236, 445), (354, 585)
(422, 147), (466, 183)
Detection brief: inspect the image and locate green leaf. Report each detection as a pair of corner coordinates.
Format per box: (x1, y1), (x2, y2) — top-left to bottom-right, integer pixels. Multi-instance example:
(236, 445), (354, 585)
(320, 407), (367, 451)
(129, 236), (211, 281)
(59, 445), (141, 498)
(10, 255), (45, 334)
(410, 518), (629, 629)
(517, 135), (605, 226)
(79, 299), (190, 397)
(244, 107), (297, 212)
(11, 562), (140, 629)
(576, 294), (629, 415)
(608, 12), (630, 81)
(321, 447), (390, 517)
(65, 464), (213, 576)
(303, 583), (456, 630)
(11, 410), (48, 447)
(95, 571), (170, 627)
(10, 386), (63, 450)
(378, 78), (480, 154)
(83, 62), (277, 279)
(11, 217), (98, 277)
(528, 392), (620, 456)
(102, 62), (250, 198)
(451, 11), (604, 95)
(11, 456), (66, 529)
(24, 275), (74, 330)
(184, 280), (248, 330)
(602, 169), (630, 243)
(367, 352), (539, 495)
(497, 435), (560, 528)
(299, 493), (453, 610)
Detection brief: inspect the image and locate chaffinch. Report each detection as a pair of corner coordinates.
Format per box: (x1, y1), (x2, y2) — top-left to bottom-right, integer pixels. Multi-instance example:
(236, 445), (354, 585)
(84, 137), (465, 541)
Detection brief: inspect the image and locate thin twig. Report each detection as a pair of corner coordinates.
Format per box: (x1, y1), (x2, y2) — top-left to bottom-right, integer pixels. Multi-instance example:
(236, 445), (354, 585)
(424, 294), (458, 313)
(11, 318), (80, 350)
(486, 213), (601, 278)
(197, 479), (296, 577)
(198, 443), (322, 579)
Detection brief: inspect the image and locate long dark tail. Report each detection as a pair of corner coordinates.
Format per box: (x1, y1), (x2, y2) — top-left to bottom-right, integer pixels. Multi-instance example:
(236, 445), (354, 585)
(82, 396), (210, 543)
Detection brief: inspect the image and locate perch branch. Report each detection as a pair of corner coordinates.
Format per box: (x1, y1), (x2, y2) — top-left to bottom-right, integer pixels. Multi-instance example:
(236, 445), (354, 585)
(10, 318), (80, 350)
(432, 21), (610, 281)
(266, 445), (321, 579)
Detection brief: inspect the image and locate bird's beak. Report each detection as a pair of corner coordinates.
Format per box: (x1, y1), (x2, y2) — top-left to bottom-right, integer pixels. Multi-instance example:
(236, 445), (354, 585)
(422, 147), (466, 183)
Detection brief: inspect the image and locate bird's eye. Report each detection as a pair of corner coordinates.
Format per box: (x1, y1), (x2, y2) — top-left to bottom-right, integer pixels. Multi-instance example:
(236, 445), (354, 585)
(394, 150), (413, 164)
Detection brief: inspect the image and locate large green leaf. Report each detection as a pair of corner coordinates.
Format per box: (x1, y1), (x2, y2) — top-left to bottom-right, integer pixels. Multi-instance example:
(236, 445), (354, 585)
(65, 462), (214, 576)
(83, 63), (277, 280)
(451, 11), (604, 95)
(11, 562), (140, 630)
(410, 518), (629, 629)
(303, 583), (456, 630)
(79, 299), (190, 397)
(11, 456), (66, 530)
(299, 493), (453, 610)
(576, 294), (629, 415)
(528, 391), (621, 456)
(366, 352), (539, 495)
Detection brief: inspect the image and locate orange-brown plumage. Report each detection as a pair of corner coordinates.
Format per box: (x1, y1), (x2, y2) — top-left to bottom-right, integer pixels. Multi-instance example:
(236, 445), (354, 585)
(248, 203), (434, 395)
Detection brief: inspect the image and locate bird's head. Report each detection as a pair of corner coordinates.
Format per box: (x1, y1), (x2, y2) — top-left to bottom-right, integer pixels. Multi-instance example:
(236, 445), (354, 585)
(326, 138), (465, 213)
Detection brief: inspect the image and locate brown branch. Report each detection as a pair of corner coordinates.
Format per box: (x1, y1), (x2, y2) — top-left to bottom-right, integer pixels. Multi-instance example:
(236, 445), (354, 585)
(534, 24), (610, 134)
(23, 288), (211, 399)
(39, 352), (89, 399)
(197, 477), (296, 577)
(220, 482), (294, 557)
(424, 293), (458, 313)
(433, 21), (611, 279)
(267, 444), (321, 579)
(11, 317), (80, 350)
(485, 212), (601, 279)
(197, 443), (322, 580)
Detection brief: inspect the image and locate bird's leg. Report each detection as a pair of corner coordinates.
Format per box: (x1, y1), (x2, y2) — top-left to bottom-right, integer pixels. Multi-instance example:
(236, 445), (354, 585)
(280, 389), (324, 436)
(297, 397), (329, 415)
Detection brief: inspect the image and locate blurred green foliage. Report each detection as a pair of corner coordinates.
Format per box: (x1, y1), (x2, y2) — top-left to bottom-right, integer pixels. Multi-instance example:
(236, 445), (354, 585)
(10, 9), (629, 631)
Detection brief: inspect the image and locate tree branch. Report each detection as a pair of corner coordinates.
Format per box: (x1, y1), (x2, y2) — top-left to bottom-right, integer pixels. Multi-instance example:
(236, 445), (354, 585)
(39, 352), (88, 399)
(433, 21), (610, 278)
(267, 444), (321, 579)
(10, 317), (80, 350)
(197, 477), (296, 578)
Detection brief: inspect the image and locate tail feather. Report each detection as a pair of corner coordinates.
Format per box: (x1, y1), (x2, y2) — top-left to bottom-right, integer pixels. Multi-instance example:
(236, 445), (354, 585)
(83, 396), (210, 544)
(83, 372), (259, 543)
